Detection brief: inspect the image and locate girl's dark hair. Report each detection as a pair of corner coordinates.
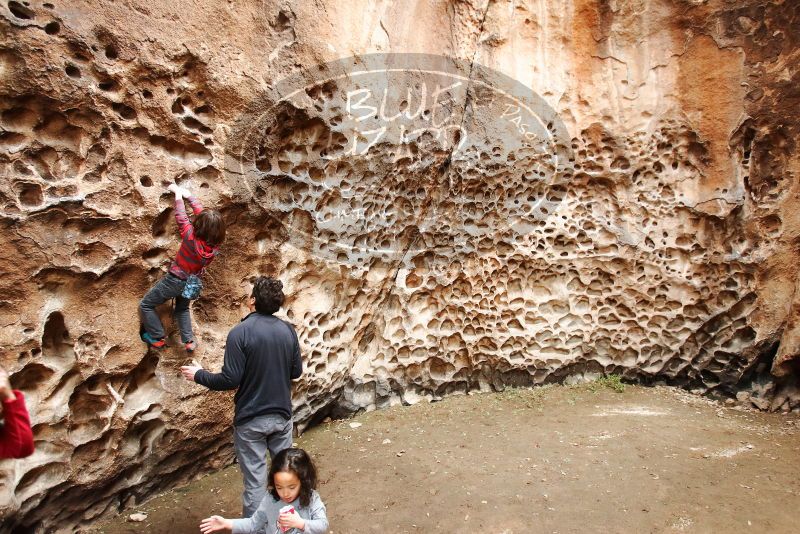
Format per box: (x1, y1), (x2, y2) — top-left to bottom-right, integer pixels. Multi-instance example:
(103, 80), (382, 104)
(252, 276), (285, 315)
(194, 209), (226, 246)
(268, 448), (318, 507)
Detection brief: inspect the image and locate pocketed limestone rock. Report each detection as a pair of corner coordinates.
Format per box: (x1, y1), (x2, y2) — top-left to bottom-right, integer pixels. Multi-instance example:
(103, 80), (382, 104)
(1, 0), (798, 531)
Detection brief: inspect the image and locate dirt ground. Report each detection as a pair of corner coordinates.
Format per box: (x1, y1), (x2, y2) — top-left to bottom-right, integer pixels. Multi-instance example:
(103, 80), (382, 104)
(90, 384), (800, 533)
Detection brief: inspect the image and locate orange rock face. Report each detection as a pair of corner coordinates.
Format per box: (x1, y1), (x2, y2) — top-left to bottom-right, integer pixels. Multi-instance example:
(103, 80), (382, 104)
(1, 0), (798, 530)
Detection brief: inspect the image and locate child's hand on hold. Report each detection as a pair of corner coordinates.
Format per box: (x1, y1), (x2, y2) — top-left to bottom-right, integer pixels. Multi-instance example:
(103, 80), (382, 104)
(199, 515), (232, 533)
(179, 186), (193, 198)
(278, 510), (305, 531)
(167, 183), (182, 197)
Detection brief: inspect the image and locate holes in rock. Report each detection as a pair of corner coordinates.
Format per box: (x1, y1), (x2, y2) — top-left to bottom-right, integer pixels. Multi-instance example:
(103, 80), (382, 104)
(62, 214), (115, 235)
(305, 81), (337, 103)
(44, 21), (59, 34)
(740, 127), (755, 162)
(687, 140), (709, 165)
(67, 41), (91, 62)
(760, 214), (781, 236)
(134, 129), (212, 164)
(195, 165), (220, 182)
(11, 363), (55, 392)
(15, 462), (69, 506)
(16, 182), (43, 206)
(2, 106), (38, 129)
(81, 170), (101, 183)
(98, 80), (117, 91)
(142, 247), (165, 260)
(273, 9), (293, 31)
(8, 1), (34, 19)
(35, 112), (85, 154)
(67, 375), (113, 440)
(0, 131), (27, 150)
(104, 44), (118, 60)
(72, 241), (115, 268)
(42, 311), (72, 358)
(65, 63), (81, 79)
(308, 166), (324, 181)
(125, 352), (159, 401)
(142, 89), (153, 99)
(151, 207), (172, 237)
(112, 102), (136, 120)
(123, 418), (167, 459)
(182, 116), (212, 133)
(140, 175), (153, 187)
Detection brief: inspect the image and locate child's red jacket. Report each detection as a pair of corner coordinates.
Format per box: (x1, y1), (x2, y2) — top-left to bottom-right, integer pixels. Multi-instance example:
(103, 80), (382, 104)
(169, 195), (218, 279)
(1, 390), (34, 459)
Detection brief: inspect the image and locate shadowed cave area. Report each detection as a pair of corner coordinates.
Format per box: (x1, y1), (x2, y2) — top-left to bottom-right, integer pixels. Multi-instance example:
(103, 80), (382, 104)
(1, 0), (799, 532)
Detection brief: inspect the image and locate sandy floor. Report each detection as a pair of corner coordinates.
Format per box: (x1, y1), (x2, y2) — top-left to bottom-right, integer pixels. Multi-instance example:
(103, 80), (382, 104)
(90, 384), (800, 533)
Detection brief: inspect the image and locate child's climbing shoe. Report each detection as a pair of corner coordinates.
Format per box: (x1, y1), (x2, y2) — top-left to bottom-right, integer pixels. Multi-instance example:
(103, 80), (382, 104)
(140, 331), (166, 349)
(184, 340), (196, 352)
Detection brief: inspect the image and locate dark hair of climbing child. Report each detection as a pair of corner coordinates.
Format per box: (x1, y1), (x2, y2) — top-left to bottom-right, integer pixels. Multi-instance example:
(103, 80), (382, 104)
(193, 209), (226, 246)
(268, 447), (318, 508)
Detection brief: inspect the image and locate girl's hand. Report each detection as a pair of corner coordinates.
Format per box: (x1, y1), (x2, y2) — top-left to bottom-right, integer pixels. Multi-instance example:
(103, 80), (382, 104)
(199, 515), (232, 533)
(179, 186), (193, 198)
(167, 183), (183, 197)
(278, 511), (305, 531)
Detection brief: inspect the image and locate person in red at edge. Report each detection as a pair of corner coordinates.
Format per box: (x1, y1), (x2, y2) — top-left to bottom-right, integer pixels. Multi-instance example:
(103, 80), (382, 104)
(139, 184), (226, 352)
(0, 364), (34, 459)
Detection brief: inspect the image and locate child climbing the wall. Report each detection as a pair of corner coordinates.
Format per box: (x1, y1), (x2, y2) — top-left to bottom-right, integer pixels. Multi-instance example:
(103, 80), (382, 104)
(139, 183), (225, 352)
(199, 448), (329, 534)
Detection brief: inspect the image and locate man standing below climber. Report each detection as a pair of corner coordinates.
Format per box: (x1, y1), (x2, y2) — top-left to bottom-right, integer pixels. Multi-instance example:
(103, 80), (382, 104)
(180, 276), (303, 518)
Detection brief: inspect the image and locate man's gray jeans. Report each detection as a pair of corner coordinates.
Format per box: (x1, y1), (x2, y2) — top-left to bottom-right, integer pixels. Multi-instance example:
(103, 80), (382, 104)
(234, 413), (294, 517)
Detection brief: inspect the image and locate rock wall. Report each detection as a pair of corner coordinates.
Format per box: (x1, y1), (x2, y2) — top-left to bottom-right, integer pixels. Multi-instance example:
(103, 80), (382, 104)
(1, 0), (798, 531)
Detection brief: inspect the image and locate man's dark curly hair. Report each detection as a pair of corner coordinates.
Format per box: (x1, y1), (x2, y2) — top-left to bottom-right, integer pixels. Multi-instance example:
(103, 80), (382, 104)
(252, 276), (284, 314)
(267, 448), (318, 507)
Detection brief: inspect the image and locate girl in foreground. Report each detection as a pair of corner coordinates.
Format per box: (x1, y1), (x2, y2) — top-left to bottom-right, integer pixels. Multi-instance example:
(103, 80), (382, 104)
(200, 448), (328, 534)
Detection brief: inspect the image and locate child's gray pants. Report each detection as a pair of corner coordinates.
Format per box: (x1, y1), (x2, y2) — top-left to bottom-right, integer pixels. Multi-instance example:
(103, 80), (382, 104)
(139, 274), (193, 342)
